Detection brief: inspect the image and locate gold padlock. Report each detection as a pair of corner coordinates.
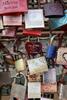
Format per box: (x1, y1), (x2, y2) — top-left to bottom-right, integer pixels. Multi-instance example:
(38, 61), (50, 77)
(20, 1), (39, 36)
(15, 52), (26, 72)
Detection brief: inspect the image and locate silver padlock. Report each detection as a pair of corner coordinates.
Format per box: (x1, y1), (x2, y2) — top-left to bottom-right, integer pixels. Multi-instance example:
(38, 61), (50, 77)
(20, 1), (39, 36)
(10, 72), (27, 100)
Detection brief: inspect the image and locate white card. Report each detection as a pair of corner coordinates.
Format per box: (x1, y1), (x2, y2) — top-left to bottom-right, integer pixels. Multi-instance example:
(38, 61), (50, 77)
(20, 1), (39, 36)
(25, 9), (44, 28)
(3, 15), (22, 26)
(28, 82), (41, 98)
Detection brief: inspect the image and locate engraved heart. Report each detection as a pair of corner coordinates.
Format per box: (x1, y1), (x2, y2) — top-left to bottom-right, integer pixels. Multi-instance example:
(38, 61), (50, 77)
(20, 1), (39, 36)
(63, 53), (67, 62)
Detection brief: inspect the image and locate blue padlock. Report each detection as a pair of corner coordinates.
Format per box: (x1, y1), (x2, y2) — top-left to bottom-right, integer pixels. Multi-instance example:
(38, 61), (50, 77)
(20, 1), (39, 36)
(46, 45), (57, 59)
(46, 35), (57, 59)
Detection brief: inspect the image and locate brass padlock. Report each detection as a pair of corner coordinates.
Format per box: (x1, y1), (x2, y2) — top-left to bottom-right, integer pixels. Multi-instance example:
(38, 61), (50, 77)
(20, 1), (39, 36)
(15, 52), (26, 72)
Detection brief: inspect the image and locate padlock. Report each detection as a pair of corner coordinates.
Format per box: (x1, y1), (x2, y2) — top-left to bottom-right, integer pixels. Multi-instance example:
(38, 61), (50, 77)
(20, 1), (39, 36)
(28, 82), (41, 99)
(58, 67), (67, 100)
(25, 37), (43, 58)
(15, 52), (26, 72)
(43, 68), (56, 83)
(56, 47), (67, 65)
(10, 72), (27, 100)
(46, 35), (57, 59)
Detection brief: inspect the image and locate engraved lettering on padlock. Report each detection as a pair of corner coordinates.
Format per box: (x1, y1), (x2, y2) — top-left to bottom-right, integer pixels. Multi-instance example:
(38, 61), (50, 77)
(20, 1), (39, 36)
(3, 0), (18, 5)
(2, 0), (19, 10)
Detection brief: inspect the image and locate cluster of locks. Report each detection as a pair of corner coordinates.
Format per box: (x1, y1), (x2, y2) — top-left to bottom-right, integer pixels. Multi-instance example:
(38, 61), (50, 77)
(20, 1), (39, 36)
(0, 0), (67, 100)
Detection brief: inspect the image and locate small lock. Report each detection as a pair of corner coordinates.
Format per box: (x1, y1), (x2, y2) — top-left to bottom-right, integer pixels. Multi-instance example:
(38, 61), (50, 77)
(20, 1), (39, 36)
(15, 52), (26, 72)
(10, 72), (27, 100)
(46, 45), (57, 59)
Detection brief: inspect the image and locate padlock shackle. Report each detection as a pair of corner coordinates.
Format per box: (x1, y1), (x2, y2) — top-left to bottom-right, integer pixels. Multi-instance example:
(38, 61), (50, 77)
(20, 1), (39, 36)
(13, 72), (27, 87)
(15, 51), (26, 59)
(27, 36), (30, 42)
(50, 35), (57, 45)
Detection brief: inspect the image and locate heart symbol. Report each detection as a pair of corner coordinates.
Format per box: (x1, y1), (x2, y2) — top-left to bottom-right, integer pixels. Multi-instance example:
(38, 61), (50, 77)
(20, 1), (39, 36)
(63, 53), (67, 62)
